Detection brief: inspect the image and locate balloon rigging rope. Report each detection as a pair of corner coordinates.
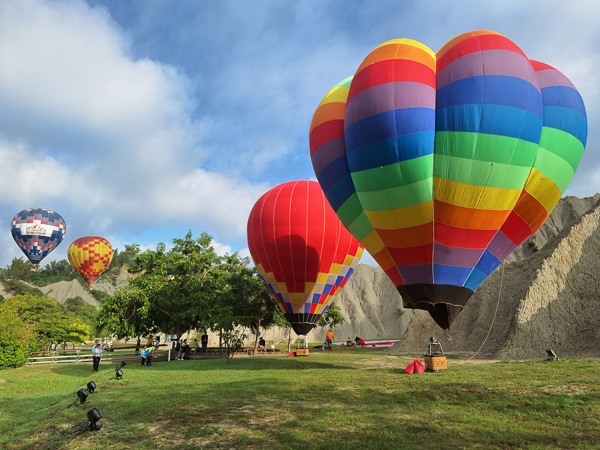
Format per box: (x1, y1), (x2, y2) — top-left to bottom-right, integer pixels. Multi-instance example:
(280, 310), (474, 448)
(466, 263), (504, 361)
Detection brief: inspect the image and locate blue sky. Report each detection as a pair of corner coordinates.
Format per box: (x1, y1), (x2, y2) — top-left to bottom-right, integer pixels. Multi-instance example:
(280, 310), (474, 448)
(0, 0), (598, 268)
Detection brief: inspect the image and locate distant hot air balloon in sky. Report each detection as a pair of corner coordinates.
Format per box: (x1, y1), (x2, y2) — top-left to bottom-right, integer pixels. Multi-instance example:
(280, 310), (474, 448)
(11, 207), (67, 271)
(68, 236), (114, 290)
(310, 31), (587, 329)
(247, 180), (364, 335)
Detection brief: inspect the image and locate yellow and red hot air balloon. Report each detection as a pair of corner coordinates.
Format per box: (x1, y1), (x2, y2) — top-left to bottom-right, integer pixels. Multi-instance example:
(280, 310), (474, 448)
(310, 31), (587, 329)
(247, 180), (363, 336)
(68, 236), (114, 290)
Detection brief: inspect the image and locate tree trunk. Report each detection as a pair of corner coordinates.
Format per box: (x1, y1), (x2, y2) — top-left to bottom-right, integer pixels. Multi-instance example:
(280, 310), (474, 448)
(287, 327), (292, 353)
(219, 328), (223, 349)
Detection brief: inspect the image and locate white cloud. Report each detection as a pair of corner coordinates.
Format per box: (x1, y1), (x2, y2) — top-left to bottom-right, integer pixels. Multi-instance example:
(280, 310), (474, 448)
(0, 0), (272, 266)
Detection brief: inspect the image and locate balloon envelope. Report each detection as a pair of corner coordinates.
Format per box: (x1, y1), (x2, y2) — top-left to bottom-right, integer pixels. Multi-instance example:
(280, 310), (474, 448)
(247, 180), (363, 335)
(310, 31), (587, 329)
(68, 236), (114, 289)
(11, 207), (67, 267)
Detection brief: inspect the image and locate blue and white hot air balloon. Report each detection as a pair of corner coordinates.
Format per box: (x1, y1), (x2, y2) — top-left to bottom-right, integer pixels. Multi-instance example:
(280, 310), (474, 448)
(11, 208), (67, 271)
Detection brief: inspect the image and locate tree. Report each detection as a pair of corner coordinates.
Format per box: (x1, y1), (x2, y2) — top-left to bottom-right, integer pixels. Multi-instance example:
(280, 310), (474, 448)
(96, 232), (238, 339)
(318, 302), (347, 330)
(224, 264), (279, 355)
(0, 293), (89, 359)
(63, 296), (97, 325)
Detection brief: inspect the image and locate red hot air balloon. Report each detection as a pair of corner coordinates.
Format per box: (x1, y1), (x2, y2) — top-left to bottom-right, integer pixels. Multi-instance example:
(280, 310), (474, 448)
(247, 180), (364, 335)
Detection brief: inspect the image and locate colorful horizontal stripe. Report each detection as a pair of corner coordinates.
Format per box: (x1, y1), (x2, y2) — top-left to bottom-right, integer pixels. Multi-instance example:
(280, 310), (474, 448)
(309, 30), (587, 329)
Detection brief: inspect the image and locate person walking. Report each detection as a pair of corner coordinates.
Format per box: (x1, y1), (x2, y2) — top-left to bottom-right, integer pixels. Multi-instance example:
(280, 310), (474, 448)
(175, 339), (182, 360)
(325, 331), (334, 351)
(201, 332), (208, 353)
(92, 342), (103, 372)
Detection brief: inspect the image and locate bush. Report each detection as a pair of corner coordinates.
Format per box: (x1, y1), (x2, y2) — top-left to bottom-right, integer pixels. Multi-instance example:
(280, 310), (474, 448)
(0, 339), (30, 370)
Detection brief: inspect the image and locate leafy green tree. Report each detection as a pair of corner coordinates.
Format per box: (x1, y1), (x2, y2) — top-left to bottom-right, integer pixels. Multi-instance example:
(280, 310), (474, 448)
(318, 302), (347, 330)
(0, 278), (44, 297)
(3, 257), (31, 280)
(4, 294), (89, 349)
(63, 296), (97, 324)
(109, 244), (140, 270)
(223, 264), (279, 355)
(97, 232), (235, 339)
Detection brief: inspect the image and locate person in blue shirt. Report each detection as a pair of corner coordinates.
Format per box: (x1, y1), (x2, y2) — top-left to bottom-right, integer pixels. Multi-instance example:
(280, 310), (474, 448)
(92, 343), (102, 372)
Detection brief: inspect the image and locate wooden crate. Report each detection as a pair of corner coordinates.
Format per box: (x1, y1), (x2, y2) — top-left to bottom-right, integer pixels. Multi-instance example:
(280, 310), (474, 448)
(424, 355), (447, 372)
(296, 348), (309, 356)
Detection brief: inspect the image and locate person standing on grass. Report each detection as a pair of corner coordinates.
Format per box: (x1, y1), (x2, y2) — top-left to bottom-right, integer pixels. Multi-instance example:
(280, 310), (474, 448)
(140, 345), (147, 366)
(176, 339), (182, 360)
(325, 331), (334, 351)
(201, 332), (208, 353)
(92, 343), (102, 372)
(145, 345), (153, 367)
(181, 339), (188, 360)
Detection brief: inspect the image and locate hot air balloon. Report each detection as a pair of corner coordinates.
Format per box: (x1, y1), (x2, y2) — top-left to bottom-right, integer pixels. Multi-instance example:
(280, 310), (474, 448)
(11, 207), (67, 271)
(310, 31), (587, 329)
(247, 180), (364, 335)
(67, 236), (114, 290)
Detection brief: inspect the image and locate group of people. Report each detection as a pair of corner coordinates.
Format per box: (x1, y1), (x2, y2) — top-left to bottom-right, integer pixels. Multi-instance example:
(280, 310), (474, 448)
(140, 344), (154, 367)
(174, 333), (209, 360)
(344, 336), (366, 347)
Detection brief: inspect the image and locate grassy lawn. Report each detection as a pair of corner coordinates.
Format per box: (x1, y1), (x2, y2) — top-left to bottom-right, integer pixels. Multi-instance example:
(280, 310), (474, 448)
(1, 347), (599, 449)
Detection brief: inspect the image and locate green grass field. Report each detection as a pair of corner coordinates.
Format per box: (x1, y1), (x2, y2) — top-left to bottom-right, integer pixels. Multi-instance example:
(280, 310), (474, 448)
(1, 347), (599, 449)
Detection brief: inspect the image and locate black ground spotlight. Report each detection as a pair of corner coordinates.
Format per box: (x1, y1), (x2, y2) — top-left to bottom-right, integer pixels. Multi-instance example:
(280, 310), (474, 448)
(115, 367), (124, 380)
(546, 349), (559, 361)
(85, 408), (103, 431)
(77, 388), (89, 405)
(87, 381), (96, 393)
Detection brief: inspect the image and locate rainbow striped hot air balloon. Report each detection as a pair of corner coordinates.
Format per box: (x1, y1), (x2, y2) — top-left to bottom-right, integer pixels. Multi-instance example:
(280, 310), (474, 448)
(310, 31), (587, 329)
(67, 236), (114, 290)
(247, 181), (363, 335)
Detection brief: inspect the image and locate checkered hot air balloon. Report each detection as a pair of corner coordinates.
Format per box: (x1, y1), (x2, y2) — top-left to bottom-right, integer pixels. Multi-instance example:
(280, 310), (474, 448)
(310, 31), (587, 329)
(247, 181), (364, 336)
(67, 236), (113, 290)
(11, 207), (67, 271)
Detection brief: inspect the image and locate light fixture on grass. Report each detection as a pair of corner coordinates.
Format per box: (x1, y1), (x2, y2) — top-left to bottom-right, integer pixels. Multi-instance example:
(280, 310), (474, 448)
(85, 408), (103, 431)
(546, 349), (559, 361)
(87, 381), (96, 393)
(77, 388), (88, 405)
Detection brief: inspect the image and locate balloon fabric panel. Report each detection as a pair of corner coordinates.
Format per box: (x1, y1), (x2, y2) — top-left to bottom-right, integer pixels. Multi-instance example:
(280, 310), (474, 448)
(247, 181), (363, 335)
(68, 237), (114, 288)
(11, 208), (66, 265)
(310, 30), (587, 329)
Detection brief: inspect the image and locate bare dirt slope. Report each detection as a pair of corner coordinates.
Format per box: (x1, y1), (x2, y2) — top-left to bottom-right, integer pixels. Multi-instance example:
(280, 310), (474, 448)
(389, 195), (600, 359)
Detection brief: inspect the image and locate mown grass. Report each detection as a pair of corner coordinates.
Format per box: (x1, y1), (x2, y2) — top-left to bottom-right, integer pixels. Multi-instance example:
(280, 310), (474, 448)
(1, 347), (599, 449)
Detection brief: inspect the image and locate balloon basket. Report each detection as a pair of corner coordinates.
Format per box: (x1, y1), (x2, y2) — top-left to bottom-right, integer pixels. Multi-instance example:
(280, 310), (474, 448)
(296, 348), (309, 356)
(423, 355), (447, 372)
(424, 337), (447, 372)
(30, 266), (37, 272)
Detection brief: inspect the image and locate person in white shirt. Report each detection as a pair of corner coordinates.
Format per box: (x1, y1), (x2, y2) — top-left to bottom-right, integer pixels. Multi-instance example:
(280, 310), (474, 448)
(92, 341), (103, 372)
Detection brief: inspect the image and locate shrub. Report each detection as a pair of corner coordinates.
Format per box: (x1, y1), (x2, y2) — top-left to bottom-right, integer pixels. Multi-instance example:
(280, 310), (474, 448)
(0, 339), (29, 370)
